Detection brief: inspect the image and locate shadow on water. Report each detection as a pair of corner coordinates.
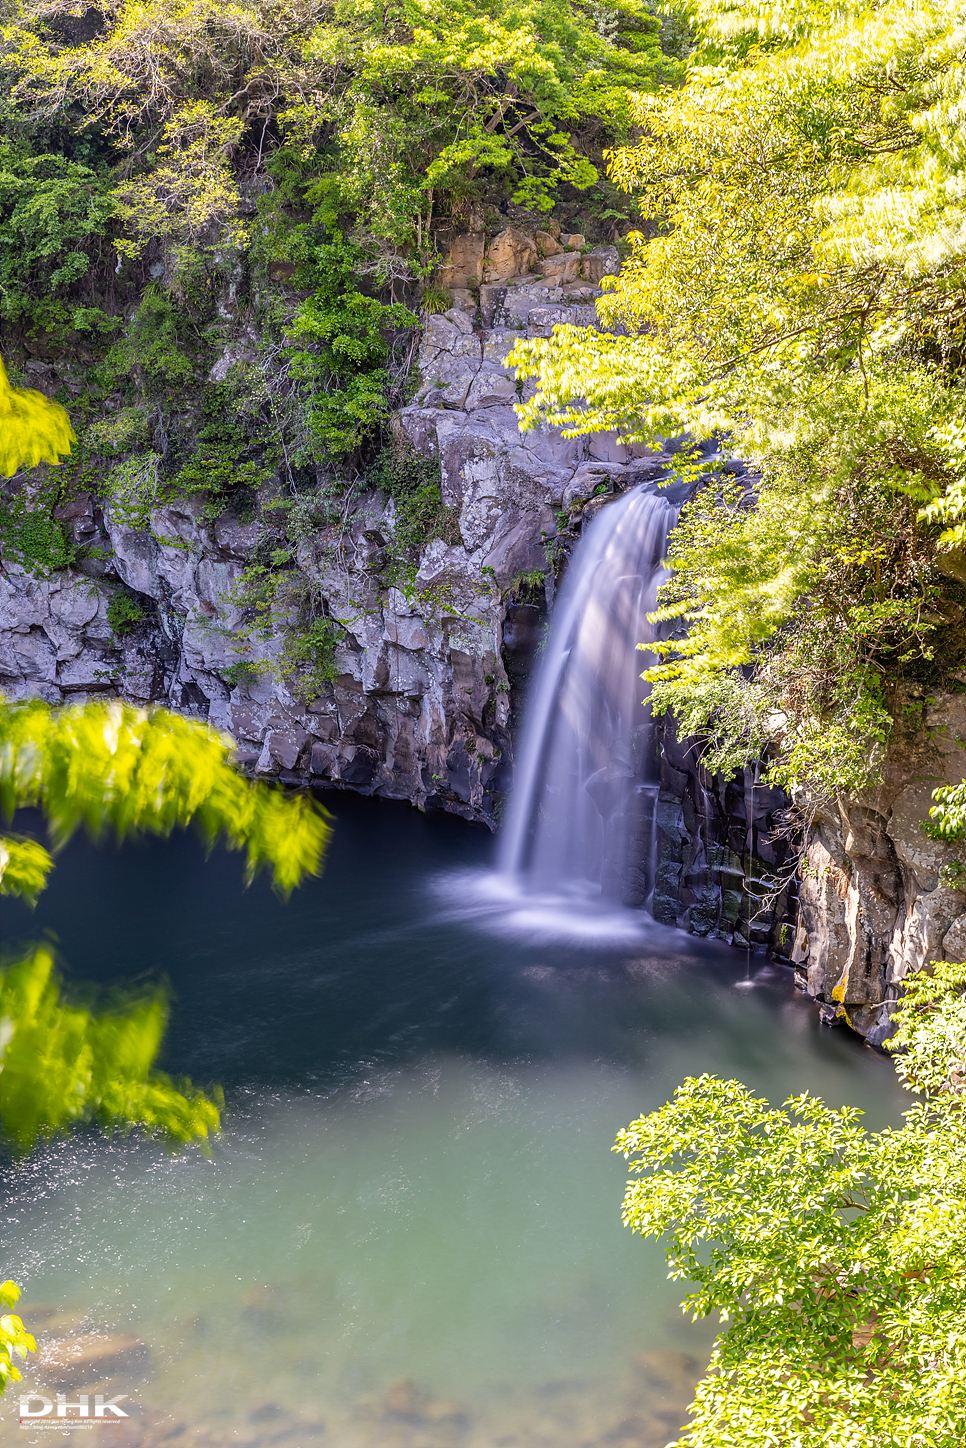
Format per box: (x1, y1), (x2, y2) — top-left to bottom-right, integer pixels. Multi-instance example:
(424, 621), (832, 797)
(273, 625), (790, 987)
(0, 792), (905, 1448)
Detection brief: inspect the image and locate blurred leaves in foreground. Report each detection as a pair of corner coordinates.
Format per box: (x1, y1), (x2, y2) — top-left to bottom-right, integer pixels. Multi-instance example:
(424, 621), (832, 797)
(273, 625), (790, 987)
(0, 1280), (34, 1396)
(0, 945), (221, 1154)
(0, 355), (75, 478)
(0, 695), (332, 1156)
(0, 696), (332, 899)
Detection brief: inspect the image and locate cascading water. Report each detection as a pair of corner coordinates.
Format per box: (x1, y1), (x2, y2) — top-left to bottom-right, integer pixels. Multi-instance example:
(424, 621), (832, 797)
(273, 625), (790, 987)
(440, 481), (682, 943)
(500, 483), (678, 907)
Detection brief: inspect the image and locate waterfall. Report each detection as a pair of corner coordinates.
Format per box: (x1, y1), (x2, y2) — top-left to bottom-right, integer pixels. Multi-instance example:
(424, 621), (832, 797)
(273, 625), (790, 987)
(435, 480), (682, 943)
(499, 484), (679, 914)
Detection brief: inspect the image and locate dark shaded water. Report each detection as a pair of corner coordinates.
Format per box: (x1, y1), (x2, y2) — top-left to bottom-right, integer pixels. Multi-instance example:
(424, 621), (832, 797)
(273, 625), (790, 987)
(0, 793), (904, 1448)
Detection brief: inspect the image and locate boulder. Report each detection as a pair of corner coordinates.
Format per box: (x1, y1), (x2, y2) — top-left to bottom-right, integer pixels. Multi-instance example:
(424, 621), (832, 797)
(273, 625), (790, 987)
(49, 579), (100, 629)
(448, 287), (477, 314)
(39, 1333), (150, 1388)
(581, 245), (621, 283)
(483, 228), (537, 282)
(442, 307), (474, 335)
(465, 366), (517, 410)
(942, 913), (966, 961)
(438, 232), (485, 288)
(539, 252), (582, 285)
(534, 230), (562, 255)
(482, 509), (548, 588)
(214, 515), (261, 559)
(263, 727), (307, 771)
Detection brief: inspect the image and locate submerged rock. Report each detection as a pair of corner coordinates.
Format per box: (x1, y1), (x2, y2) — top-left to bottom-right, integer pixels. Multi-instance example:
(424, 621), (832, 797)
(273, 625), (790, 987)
(38, 1330), (150, 1387)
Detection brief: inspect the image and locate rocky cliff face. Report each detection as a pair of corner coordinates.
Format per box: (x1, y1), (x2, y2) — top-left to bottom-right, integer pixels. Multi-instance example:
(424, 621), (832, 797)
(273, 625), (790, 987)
(791, 691), (966, 1042)
(0, 229), (665, 828)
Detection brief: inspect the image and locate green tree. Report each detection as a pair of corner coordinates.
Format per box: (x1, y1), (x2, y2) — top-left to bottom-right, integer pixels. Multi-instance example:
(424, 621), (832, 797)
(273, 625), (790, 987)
(2, 0), (673, 254)
(510, 0), (966, 805)
(616, 959), (966, 1447)
(0, 142), (116, 334)
(282, 233), (418, 455)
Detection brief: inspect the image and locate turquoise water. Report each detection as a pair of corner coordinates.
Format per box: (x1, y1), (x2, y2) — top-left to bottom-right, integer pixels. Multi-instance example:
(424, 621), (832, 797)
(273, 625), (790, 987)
(0, 794), (905, 1448)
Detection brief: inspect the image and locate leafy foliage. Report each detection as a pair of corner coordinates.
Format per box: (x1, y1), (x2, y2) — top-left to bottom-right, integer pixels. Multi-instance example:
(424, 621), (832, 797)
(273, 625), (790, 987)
(373, 433), (461, 593)
(0, 355), (75, 479)
(0, 690), (332, 1161)
(888, 959), (966, 1098)
(0, 1280), (35, 1397)
(283, 234), (417, 456)
(0, 833), (52, 904)
(927, 779), (966, 843)
(220, 659), (263, 689)
(616, 959), (966, 1447)
(278, 616), (344, 697)
(0, 143), (115, 333)
(106, 588), (146, 637)
(2, 0), (673, 254)
(0, 697), (331, 897)
(0, 489), (75, 575)
(510, 0), (966, 797)
(0, 945), (222, 1153)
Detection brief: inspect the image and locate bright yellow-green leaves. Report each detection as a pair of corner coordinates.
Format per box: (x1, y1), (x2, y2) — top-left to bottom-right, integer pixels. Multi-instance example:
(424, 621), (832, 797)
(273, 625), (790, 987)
(927, 779), (966, 842)
(889, 960), (966, 1097)
(299, 0), (665, 224)
(113, 102), (248, 259)
(0, 355), (75, 477)
(0, 697), (331, 1157)
(616, 961), (966, 1448)
(0, 1281), (35, 1396)
(514, 0), (966, 444)
(0, 697), (331, 897)
(0, 946), (222, 1153)
(510, 0), (966, 798)
(0, 834), (53, 904)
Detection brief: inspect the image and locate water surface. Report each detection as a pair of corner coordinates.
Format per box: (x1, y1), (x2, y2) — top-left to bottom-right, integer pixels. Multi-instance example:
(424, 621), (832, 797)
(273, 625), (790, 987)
(0, 793), (905, 1448)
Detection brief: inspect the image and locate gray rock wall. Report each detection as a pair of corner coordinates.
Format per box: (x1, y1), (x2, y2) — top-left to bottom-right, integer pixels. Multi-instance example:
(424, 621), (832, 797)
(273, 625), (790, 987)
(792, 691), (966, 1042)
(651, 720), (800, 956)
(0, 242), (664, 830)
